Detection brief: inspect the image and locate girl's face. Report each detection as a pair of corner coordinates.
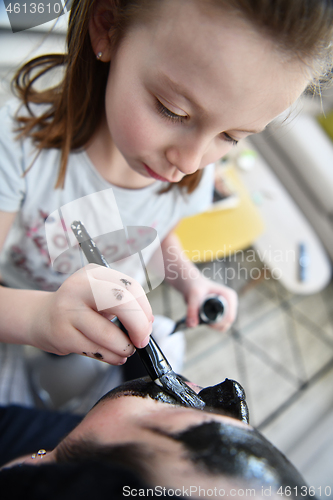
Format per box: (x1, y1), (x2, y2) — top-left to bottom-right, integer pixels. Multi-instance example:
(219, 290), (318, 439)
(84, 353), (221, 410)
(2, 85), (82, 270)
(103, 0), (310, 184)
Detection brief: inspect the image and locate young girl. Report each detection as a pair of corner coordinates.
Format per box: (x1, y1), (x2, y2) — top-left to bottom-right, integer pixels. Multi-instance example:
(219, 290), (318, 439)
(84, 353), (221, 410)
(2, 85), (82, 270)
(0, 0), (332, 403)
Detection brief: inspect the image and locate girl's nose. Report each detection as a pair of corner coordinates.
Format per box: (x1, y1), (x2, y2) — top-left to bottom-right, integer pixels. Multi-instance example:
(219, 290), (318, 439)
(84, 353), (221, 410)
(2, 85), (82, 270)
(165, 141), (207, 175)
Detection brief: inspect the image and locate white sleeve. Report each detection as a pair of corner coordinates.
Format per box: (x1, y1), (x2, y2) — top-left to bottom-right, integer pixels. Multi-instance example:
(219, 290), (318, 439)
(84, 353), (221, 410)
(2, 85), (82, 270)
(0, 101), (26, 212)
(181, 163), (215, 218)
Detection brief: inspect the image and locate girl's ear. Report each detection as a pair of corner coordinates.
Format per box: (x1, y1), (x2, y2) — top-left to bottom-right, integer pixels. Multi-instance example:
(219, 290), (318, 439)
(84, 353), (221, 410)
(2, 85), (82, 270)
(89, 0), (118, 62)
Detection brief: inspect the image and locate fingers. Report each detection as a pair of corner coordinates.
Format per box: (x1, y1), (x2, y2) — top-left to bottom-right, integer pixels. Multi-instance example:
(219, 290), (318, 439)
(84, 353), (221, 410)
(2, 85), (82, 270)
(225, 288), (238, 326)
(73, 309), (137, 359)
(84, 265), (153, 348)
(85, 265), (152, 316)
(45, 265), (154, 364)
(110, 301), (153, 348)
(56, 325), (129, 365)
(186, 290), (202, 328)
(210, 287), (238, 332)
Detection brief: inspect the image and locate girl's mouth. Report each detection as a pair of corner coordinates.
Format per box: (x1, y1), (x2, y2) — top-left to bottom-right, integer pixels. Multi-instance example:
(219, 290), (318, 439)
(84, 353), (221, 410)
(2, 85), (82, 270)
(144, 164), (170, 182)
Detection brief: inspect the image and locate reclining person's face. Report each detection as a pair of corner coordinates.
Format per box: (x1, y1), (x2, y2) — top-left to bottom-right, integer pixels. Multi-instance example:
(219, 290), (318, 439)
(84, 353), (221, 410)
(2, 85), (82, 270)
(21, 377), (306, 496)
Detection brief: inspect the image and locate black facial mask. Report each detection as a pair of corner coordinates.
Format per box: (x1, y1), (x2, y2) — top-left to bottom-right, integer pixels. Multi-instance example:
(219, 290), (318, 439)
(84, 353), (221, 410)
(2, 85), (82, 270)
(198, 378), (249, 423)
(96, 376), (249, 423)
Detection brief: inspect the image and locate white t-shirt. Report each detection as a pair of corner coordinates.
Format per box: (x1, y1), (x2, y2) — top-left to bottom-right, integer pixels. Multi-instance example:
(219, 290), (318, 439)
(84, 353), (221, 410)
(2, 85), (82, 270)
(0, 100), (214, 292)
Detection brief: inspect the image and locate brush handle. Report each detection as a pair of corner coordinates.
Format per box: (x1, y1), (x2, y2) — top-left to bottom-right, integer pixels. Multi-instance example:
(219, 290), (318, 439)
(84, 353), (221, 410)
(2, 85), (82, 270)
(114, 318), (171, 379)
(70, 221), (109, 267)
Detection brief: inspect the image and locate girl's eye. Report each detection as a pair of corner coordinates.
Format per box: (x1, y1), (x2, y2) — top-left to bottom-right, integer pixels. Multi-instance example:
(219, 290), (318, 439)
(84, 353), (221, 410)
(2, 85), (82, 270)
(155, 99), (187, 123)
(222, 133), (239, 146)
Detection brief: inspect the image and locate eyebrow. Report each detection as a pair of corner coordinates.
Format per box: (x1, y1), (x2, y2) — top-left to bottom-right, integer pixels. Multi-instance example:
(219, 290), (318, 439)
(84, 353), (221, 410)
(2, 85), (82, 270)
(139, 407), (243, 438)
(139, 418), (232, 442)
(140, 423), (192, 441)
(155, 71), (265, 135)
(141, 425), (177, 439)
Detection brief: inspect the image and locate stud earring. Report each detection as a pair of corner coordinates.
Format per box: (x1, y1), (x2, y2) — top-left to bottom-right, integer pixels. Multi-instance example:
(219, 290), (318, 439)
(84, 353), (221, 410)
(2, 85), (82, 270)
(31, 449), (47, 459)
(96, 51), (103, 60)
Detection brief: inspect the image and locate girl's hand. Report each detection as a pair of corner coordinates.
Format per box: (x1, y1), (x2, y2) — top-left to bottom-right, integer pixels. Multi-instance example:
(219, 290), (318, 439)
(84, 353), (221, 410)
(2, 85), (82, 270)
(184, 275), (238, 332)
(28, 264), (153, 365)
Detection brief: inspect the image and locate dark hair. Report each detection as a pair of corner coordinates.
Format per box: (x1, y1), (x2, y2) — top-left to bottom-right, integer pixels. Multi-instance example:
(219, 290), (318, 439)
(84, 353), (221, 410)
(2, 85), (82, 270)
(12, 0), (333, 189)
(54, 421), (315, 499)
(0, 460), (172, 500)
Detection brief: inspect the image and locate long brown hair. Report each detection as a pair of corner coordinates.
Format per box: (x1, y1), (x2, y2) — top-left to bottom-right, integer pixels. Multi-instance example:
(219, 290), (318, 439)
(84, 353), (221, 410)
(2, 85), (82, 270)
(13, 0), (333, 190)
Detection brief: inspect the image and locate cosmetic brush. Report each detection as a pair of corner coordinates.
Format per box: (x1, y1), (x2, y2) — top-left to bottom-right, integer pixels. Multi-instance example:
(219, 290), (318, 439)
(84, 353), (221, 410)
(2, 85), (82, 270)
(71, 220), (205, 409)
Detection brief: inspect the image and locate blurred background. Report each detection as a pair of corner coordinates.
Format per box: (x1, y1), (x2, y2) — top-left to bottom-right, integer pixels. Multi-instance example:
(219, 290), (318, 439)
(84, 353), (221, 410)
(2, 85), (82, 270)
(1, 3), (333, 494)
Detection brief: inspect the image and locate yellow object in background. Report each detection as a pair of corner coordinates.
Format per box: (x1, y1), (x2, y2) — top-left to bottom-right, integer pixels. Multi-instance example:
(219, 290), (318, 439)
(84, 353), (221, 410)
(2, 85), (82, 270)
(175, 166), (264, 262)
(318, 110), (333, 142)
